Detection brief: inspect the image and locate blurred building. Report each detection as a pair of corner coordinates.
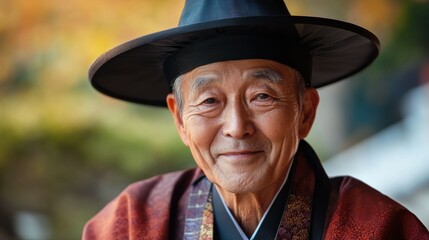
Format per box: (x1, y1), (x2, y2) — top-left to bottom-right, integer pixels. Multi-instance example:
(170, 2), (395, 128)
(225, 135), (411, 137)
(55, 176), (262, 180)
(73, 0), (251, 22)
(324, 83), (429, 228)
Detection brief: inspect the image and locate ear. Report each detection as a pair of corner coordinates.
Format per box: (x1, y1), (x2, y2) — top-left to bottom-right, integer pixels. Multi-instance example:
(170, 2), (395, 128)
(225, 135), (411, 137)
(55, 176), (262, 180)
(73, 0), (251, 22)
(298, 88), (319, 139)
(166, 93), (190, 146)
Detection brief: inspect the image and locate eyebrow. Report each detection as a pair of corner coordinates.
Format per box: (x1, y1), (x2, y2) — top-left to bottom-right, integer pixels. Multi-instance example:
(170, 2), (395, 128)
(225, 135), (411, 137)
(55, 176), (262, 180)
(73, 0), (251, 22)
(250, 68), (284, 83)
(190, 74), (220, 93)
(189, 67), (284, 93)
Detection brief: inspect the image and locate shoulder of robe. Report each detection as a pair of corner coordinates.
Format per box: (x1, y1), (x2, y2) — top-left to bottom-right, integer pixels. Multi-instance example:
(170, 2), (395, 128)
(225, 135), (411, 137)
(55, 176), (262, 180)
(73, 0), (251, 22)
(324, 176), (429, 240)
(82, 168), (202, 240)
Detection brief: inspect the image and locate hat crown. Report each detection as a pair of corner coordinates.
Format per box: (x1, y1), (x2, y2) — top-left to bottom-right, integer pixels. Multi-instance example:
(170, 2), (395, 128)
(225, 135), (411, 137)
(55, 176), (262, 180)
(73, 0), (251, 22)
(179, 0), (290, 26)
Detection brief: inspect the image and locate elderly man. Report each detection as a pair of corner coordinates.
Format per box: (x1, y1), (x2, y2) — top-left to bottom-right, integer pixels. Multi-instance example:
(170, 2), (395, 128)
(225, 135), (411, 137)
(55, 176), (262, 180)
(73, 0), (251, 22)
(83, 0), (429, 239)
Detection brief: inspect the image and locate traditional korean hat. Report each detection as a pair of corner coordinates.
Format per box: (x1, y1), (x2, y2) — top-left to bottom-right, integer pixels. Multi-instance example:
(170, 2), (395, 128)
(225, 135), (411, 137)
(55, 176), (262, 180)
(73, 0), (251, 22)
(89, 0), (380, 106)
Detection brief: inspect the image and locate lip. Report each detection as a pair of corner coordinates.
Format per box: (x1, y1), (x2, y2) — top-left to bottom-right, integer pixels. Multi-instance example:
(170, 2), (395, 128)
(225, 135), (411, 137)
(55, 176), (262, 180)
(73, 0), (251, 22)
(220, 150), (261, 156)
(217, 150), (264, 161)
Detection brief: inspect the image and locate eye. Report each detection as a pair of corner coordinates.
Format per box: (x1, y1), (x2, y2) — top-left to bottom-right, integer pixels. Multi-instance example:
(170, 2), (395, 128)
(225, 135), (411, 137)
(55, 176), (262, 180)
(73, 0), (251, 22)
(254, 93), (271, 101)
(202, 98), (218, 104)
(251, 92), (277, 105)
(255, 93), (270, 100)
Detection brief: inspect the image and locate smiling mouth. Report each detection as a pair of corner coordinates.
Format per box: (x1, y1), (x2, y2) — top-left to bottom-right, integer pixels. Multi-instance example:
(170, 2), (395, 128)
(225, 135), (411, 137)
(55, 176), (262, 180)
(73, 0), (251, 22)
(218, 150), (264, 160)
(221, 150), (261, 155)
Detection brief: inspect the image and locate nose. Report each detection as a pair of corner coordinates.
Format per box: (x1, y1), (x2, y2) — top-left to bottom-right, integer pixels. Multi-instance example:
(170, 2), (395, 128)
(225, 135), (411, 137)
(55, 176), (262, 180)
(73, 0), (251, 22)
(222, 100), (255, 139)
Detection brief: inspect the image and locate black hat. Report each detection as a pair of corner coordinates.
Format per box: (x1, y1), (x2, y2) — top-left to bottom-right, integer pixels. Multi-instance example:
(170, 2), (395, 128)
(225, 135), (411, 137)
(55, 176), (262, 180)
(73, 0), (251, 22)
(89, 0), (380, 106)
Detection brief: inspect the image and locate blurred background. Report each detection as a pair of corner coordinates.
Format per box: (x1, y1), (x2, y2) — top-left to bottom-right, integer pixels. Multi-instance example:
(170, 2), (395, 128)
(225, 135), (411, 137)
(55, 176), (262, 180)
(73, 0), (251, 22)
(0, 0), (428, 239)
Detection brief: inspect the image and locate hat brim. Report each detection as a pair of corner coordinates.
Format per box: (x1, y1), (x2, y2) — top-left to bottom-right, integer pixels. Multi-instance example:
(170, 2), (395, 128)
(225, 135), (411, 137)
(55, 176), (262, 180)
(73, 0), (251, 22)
(89, 16), (380, 106)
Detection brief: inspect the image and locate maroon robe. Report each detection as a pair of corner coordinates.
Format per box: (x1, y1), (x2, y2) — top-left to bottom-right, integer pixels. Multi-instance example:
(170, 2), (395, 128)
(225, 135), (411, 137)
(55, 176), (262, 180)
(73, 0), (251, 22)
(83, 142), (429, 239)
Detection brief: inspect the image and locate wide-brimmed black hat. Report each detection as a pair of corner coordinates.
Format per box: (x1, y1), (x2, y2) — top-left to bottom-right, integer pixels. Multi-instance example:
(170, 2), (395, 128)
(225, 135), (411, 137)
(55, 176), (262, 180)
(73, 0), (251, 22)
(89, 0), (380, 106)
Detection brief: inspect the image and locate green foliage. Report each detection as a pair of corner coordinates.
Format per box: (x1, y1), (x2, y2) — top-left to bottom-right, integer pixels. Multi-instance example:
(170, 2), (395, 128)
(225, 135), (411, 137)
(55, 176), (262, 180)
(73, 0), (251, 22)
(0, 93), (195, 239)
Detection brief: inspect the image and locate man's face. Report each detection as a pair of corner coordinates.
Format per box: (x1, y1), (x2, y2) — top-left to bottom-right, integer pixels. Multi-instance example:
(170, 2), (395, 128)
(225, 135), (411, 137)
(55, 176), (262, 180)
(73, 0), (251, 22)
(167, 59), (318, 194)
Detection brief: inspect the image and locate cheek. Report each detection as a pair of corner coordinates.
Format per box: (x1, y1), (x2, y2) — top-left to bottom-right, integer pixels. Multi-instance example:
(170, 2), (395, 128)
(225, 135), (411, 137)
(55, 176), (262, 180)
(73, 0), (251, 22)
(257, 110), (300, 141)
(256, 109), (301, 171)
(183, 116), (219, 164)
(185, 117), (216, 144)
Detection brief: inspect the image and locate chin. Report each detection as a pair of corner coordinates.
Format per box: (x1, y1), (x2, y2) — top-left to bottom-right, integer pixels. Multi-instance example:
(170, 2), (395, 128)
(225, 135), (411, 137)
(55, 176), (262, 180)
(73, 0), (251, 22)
(216, 173), (267, 194)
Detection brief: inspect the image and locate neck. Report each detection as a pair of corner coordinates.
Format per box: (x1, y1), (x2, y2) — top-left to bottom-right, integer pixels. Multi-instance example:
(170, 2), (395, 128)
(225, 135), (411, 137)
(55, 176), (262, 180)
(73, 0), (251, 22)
(216, 177), (285, 237)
